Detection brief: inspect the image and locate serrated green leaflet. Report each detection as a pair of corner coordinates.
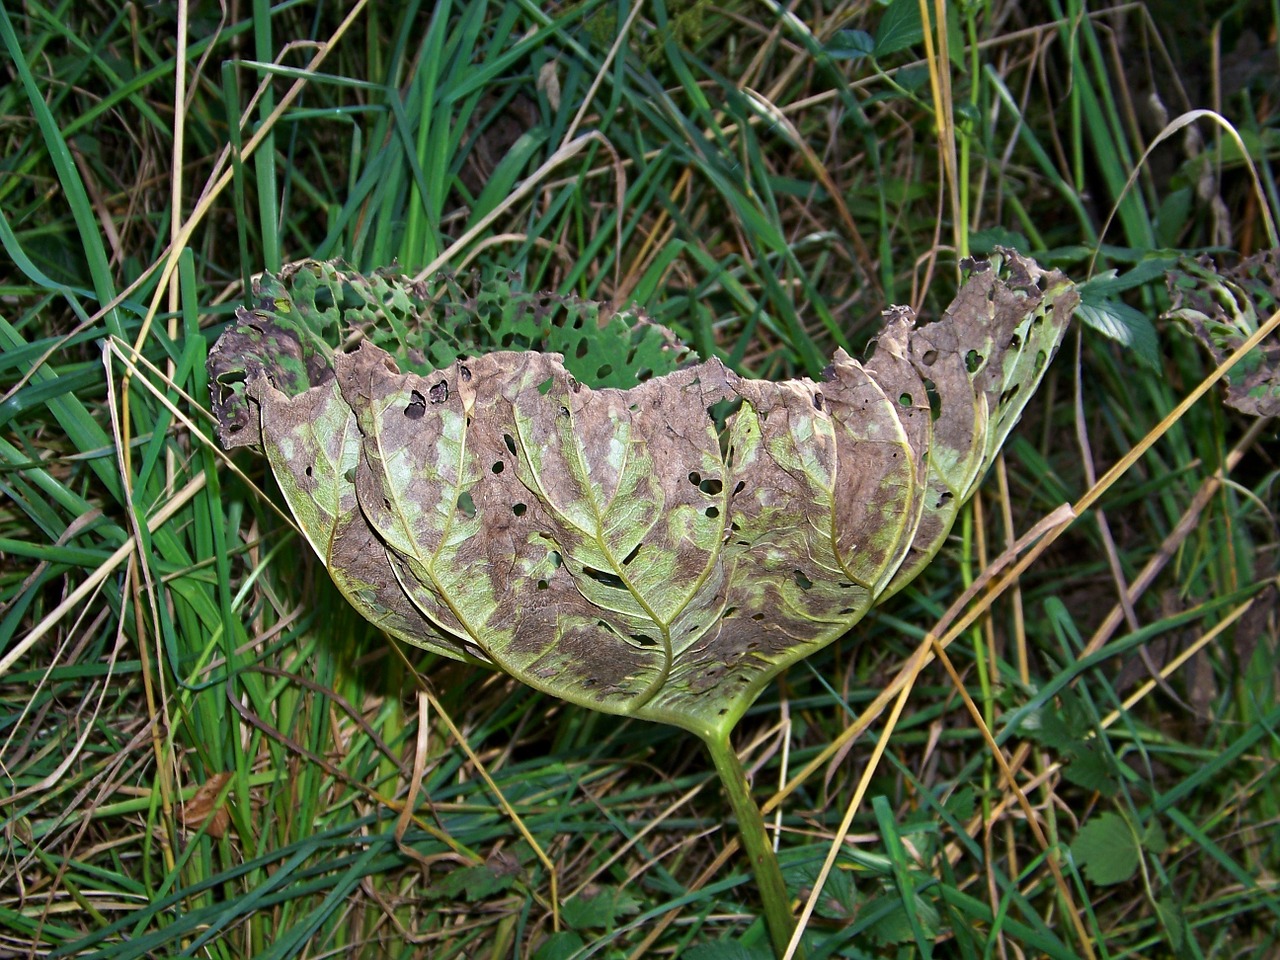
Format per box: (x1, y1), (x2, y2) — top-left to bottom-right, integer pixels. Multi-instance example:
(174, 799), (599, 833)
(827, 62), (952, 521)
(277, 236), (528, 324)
(208, 251), (1075, 740)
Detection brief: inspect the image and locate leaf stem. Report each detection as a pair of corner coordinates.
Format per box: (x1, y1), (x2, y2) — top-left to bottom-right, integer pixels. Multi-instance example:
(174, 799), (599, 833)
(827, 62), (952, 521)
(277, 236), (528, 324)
(703, 731), (801, 960)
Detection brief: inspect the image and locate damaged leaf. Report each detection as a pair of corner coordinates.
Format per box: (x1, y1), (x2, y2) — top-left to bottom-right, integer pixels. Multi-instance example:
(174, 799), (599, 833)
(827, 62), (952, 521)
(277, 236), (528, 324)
(208, 252), (1075, 739)
(1165, 249), (1280, 418)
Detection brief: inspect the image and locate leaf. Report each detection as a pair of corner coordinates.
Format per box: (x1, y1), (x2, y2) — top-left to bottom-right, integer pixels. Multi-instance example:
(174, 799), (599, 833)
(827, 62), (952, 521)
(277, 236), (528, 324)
(1165, 250), (1280, 417)
(878, 254), (1077, 599)
(179, 771), (233, 839)
(874, 0), (924, 57)
(1074, 276), (1161, 370)
(1143, 819), (1168, 855)
(943, 785), (975, 823)
(209, 251), (1075, 739)
(864, 890), (940, 945)
(825, 29), (875, 61)
(532, 931), (586, 960)
(684, 942), (775, 960)
(1017, 690), (1127, 793)
(1072, 812), (1140, 886)
(421, 858), (520, 902)
(561, 885), (642, 931)
(207, 259), (689, 451)
(1060, 742), (1122, 794)
(1155, 895), (1185, 950)
(787, 862), (859, 921)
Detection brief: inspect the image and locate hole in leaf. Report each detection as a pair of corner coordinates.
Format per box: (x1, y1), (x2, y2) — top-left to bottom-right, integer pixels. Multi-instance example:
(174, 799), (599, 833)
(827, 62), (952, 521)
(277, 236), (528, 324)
(583, 566), (626, 589)
(504, 433), (517, 455)
(965, 349), (983, 373)
(1008, 333), (1021, 350)
(575, 338), (589, 359)
(405, 389), (427, 419)
(936, 491), (954, 508)
(899, 392), (912, 406)
(812, 392), (824, 411)
(492, 461), (504, 474)
(637, 368), (653, 382)
(924, 378), (942, 421)
(457, 491), (476, 517)
(751, 613), (765, 621)
(459, 364), (472, 382)
(560, 405), (570, 418)
(723, 606), (737, 618)
(688, 471), (702, 486)
(705, 506), (719, 518)
(596, 363), (613, 379)
(537, 376), (554, 395)
(708, 398), (743, 457)
(794, 569), (814, 590)
(548, 550), (562, 568)
(1034, 349), (1047, 374)
(699, 478), (722, 496)
(1000, 383), (1020, 405)
(512, 502), (527, 516)
(733, 481), (746, 495)
(631, 633), (658, 647)
(922, 348), (938, 365)
(537, 580), (549, 590)
(429, 381), (448, 404)
(622, 544), (642, 566)
(304, 465), (313, 477)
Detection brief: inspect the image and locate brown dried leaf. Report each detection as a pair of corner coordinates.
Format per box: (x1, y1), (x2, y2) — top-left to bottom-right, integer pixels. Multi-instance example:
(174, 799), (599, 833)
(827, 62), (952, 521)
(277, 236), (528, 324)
(181, 771), (233, 839)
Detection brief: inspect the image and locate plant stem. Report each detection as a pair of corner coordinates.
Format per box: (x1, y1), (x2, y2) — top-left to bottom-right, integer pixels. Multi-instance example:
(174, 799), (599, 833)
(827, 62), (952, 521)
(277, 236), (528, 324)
(703, 731), (801, 960)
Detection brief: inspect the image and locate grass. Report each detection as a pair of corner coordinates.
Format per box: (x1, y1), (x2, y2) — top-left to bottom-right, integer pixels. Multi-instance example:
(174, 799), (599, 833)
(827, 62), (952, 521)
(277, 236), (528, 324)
(2, 0), (1278, 958)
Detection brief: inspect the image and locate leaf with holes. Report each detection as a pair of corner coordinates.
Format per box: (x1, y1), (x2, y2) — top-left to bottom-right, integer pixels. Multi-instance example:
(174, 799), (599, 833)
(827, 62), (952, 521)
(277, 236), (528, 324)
(1165, 250), (1280, 418)
(208, 251), (1075, 739)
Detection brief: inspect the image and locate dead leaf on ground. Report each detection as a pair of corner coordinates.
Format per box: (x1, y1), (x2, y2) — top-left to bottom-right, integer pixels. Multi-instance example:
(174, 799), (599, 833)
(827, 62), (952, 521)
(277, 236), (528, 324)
(208, 250), (1075, 738)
